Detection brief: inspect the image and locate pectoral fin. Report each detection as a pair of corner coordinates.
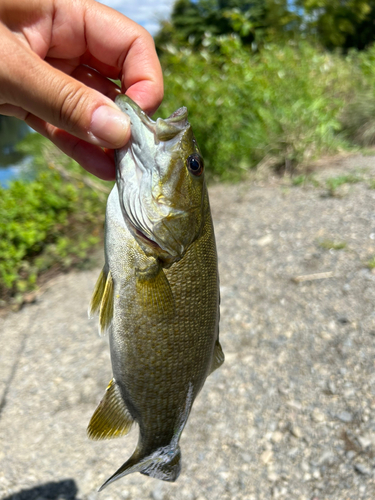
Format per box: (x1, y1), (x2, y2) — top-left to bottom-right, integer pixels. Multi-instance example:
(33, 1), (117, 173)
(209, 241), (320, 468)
(89, 268), (106, 317)
(88, 267), (114, 334)
(87, 379), (134, 440)
(209, 340), (225, 374)
(136, 267), (175, 318)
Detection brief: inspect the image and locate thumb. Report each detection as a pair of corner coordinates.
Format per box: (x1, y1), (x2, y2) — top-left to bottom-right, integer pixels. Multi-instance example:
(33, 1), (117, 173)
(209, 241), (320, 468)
(0, 27), (130, 149)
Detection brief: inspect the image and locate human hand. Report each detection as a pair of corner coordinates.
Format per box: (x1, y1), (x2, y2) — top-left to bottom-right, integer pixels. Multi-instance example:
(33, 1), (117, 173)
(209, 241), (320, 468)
(0, 0), (163, 180)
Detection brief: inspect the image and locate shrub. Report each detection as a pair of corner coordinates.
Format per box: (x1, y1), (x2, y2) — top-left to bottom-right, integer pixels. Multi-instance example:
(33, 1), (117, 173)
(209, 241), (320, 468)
(157, 37), (358, 179)
(0, 136), (108, 302)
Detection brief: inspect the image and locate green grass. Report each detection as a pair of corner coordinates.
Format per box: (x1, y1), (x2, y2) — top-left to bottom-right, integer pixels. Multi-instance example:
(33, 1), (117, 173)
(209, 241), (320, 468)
(325, 174), (362, 196)
(318, 239), (347, 251)
(292, 174), (320, 187)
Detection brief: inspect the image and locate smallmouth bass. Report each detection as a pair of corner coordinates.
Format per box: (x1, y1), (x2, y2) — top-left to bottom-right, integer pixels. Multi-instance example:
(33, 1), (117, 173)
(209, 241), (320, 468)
(88, 95), (224, 490)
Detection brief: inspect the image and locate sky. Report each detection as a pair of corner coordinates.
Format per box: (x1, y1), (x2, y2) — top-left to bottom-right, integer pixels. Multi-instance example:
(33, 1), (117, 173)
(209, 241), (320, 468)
(98, 0), (175, 36)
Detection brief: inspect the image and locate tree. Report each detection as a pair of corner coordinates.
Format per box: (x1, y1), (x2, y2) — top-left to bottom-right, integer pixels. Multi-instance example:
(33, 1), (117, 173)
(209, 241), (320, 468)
(154, 0), (299, 53)
(296, 0), (375, 50)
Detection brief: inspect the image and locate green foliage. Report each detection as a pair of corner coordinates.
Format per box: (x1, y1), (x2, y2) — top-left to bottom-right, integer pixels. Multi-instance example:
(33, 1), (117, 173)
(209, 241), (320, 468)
(367, 255), (375, 269)
(297, 0), (375, 51)
(318, 239), (347, 250)
(155, 0), (299, 53)
(325, 174), (362, 196)
(0, 136), (107, 302)
(292, 175), (320, 187)
(340, 89), (375, 146)
(157, 0), (375, 52)
(158, 38), (355, 180)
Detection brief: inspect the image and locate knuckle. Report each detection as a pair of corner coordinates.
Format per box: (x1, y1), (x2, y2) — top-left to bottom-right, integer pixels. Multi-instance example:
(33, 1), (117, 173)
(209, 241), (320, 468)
(57, 80), (91, 132)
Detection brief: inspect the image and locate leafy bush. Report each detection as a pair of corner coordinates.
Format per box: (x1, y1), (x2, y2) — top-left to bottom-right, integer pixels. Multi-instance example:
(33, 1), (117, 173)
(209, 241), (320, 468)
(0, 135), (108, 303)
(157, 36), (367, 179)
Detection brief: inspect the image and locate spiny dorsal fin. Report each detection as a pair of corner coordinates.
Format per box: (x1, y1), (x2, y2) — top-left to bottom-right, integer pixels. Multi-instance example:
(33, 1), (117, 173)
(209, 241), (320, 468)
(99, 271), (114, 333)
(87, 379), (134, 440)
(136, 268), (175, 318)
(209, 340), (225, 375)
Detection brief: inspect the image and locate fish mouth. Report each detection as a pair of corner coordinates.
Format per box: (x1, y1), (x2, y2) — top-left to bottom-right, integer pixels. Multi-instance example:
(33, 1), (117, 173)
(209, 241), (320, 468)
(115, 94), (188, 142)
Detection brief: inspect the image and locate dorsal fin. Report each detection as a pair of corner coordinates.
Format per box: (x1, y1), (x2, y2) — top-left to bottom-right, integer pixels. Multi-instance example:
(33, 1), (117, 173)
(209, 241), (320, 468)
(87, 379), (134, 440)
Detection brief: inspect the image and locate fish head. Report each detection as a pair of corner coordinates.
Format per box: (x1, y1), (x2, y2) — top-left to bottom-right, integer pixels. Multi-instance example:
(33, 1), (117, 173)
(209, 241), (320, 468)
(115, 95), (206, 264)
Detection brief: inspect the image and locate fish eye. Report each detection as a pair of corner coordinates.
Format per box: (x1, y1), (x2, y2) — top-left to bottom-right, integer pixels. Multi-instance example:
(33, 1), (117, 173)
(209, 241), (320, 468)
(186, 154), (204, 176)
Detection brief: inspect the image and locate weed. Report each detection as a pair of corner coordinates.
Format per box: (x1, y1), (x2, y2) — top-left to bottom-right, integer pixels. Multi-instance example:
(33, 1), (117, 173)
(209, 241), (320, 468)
(325, 174), (362, 196)
(292, 175), (320, 187)
(318, 240), (347, 251)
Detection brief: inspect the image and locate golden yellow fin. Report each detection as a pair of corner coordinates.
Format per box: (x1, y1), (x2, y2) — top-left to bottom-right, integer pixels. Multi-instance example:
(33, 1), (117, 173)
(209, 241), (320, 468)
(99, 271), (114, 334)
(136, 268), (175, 318)
(89, 268), (107, 318)
(209, 340), (225, 375)
(87, 379), (134, 440)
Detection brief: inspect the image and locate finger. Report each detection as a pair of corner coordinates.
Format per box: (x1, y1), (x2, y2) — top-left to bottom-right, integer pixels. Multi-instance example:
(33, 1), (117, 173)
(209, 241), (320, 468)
(80, 51), (121, 80)
(78, 1), (164, 114)
(71, 65), (121, 102)
(0, 103), (28, 120)
(26, 114), (116, 180)
(0, 23), (130, 150)
(45, 59), (122, 101)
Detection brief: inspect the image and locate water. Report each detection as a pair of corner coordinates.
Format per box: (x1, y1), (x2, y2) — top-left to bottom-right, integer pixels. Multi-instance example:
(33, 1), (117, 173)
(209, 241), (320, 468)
(0, 115), (31, 187)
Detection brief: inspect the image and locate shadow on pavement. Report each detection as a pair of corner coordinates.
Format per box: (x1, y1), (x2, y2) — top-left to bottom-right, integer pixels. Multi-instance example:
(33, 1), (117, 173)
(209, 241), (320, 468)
(2, 479), (79, 500)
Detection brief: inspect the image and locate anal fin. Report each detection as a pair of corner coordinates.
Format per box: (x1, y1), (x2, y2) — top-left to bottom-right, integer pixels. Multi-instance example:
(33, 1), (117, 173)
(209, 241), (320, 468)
(87, 379), (134, 440)
(209, 340), (225, 374)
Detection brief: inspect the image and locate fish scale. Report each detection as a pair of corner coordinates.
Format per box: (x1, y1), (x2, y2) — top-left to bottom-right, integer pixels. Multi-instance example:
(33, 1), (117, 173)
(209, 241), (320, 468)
(87, 95), (224, 490)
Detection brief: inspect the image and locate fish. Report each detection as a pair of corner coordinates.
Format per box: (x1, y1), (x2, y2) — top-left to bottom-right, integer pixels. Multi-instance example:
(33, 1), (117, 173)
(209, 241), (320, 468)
(87, 95), (224, 491)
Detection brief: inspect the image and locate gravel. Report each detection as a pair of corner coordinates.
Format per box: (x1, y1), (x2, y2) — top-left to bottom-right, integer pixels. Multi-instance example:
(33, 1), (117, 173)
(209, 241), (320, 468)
(1, 153), (375, 500)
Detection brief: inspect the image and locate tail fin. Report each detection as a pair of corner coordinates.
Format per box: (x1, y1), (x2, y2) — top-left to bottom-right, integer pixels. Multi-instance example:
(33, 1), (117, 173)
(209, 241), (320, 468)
(98, 445), (181, 491)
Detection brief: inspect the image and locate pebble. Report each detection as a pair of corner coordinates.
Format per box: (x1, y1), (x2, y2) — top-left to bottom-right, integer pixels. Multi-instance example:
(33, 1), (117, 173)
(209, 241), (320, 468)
(354, 463), (372, 476)
(318, 451), (336, 466)
(271, 431), (284, 444)
(326, 380), (336, 395)
(268, 471), (279, 482)
(312, 408), (325, 422)
(358, 435), (372, 449)
(346, 450), (356, 460)
(337, 411), (353, 423)
(261, 450), (274, 464)
(290, 425), (302, 438)
(257, 234), (273, 246)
